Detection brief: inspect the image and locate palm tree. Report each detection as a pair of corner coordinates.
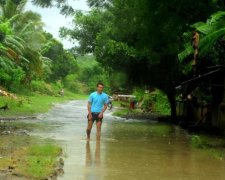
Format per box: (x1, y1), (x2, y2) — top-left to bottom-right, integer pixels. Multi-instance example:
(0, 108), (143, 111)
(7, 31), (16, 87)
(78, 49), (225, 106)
(0, 18), (26, 88)
(0, 0), (27, 19)
(0, 0), (47, 84)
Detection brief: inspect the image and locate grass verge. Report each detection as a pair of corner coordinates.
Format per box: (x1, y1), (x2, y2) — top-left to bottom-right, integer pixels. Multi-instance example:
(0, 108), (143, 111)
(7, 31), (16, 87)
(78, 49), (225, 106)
(112, 109), (130, 117)
(0, 135), (63, 179)
(0, 90), (87, 117)
(0, 89), (86, 178)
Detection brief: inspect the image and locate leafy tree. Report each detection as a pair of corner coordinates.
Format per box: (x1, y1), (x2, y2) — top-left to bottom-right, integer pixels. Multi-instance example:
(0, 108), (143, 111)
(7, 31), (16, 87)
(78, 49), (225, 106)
(60, 0), (221, 116)
(41, 34), (78, 81)
(76, 55), (110, 93)
(87, 0), (111, 8)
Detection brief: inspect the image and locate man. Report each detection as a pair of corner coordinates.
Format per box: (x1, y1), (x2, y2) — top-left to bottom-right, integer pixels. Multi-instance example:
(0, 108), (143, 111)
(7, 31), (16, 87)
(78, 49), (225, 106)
(87, 82), (108, 141)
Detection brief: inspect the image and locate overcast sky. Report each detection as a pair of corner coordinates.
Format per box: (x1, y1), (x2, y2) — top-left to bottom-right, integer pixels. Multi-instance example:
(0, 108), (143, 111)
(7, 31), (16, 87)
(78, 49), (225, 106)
(25, 0), (90, 49)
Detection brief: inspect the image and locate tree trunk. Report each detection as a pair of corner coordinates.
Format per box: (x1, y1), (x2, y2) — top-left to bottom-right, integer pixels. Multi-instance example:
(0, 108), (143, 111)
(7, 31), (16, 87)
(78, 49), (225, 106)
(167, 92), (176, 118)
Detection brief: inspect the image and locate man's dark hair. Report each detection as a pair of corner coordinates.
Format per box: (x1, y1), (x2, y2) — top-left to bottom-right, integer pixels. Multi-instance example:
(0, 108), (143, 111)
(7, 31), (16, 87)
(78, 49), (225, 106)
(97, 82), (104, 87)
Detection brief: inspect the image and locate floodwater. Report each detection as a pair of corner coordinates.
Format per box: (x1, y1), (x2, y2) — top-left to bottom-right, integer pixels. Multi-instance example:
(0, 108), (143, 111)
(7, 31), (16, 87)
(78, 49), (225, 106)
(29, 100), (225, 180)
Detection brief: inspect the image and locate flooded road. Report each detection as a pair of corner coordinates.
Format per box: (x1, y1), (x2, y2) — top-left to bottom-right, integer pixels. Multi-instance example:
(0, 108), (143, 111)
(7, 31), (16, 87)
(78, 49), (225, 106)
(30, 100), (225, 180)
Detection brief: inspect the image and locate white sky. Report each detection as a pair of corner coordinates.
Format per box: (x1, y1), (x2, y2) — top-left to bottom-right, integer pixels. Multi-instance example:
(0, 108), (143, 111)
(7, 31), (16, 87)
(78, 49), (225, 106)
(25, 0), (90, 49)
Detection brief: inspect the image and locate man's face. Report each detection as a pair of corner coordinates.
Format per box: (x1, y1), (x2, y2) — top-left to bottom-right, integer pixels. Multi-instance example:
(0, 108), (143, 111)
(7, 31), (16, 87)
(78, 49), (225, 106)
(97, 85), (104, 93)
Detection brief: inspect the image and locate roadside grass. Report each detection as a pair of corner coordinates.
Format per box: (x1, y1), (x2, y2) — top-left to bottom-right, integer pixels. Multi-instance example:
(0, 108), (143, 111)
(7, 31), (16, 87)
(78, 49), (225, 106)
(0, 89), (86, 178)
(112, 109), (129, 117)
(112, 108), (142, 117)
(0, 90), (87, 117)
(112, 100), (140, 117)
(0, 136), (62, 179)
(113, 101), (129, 108)
(23, 144), (62, 178)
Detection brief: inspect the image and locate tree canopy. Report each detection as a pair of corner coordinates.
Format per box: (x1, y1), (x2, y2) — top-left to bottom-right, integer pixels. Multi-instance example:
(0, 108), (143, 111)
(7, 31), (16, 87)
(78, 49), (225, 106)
(60, 0), (225, 116)
(1, 0), (225, 116)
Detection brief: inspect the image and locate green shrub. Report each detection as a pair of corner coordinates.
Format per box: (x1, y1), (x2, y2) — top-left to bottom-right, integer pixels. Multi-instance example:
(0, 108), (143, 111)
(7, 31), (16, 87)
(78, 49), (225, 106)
(55, 80), (63, 89)
(63, 74), (84, 93)
(0, 66), (25, 92)
(133, 88), (170, 115)
(133, 88), (145, 102)
(153, 90), (171, 115)
(191, 135), (206, 148)
(30, 80), (55, 95)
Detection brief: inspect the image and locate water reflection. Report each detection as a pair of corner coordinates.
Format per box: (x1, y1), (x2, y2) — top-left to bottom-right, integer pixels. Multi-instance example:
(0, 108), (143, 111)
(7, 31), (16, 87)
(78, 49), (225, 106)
(85, 140), (101, 167)
(85, 140), (102, 180)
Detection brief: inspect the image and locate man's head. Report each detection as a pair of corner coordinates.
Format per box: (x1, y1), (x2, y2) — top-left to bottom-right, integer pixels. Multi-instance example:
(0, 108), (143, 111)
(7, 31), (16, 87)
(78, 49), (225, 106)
(96, 82), (104, 93)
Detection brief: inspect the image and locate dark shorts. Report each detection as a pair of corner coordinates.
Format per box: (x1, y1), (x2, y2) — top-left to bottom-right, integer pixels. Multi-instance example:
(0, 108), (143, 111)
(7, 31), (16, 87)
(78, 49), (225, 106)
(87, 112), (103, 123)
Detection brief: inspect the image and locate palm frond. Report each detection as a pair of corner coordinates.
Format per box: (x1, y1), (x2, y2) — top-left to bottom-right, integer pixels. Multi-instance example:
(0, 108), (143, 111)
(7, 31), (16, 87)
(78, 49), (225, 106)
(5, 35), (25, 51)
(41, 56), (52, 62)
(199, 27), (225, 55)
(16, 0), (28, 14)
(3, 0), (17, 19)
(19, 56), (30, 63)
(8, 14), (20, 24)
(0, 46), (15, 60)
(208, 11), (225, 25)
(0, 42), (7, 50)
(10, 35), (26, 44)
(178, 44), (193, 62)
(0, 56), (15, 72)
(4, 41), (23, 56)
(191, 22), (211, 35)
(31, 0), (53, 7)
(18, 22), (34, 35)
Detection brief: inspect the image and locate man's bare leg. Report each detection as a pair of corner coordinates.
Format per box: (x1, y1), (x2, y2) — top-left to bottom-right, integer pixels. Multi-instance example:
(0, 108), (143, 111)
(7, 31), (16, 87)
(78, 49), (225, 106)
(86, 120), (93, 140)
(96, 120), (102, 141)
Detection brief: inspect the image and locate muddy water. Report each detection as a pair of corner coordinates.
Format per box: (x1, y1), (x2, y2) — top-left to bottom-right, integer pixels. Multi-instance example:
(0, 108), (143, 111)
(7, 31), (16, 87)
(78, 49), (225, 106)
(28, 100), (225, 180)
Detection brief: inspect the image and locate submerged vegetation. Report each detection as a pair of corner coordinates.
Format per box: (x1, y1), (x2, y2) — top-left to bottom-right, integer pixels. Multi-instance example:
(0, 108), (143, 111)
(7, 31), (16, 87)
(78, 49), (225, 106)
(191, 134), (225, 160)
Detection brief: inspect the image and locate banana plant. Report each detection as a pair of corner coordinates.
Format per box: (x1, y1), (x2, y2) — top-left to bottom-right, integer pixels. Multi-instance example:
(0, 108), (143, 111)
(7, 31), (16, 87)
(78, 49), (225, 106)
(178, 11), (225, 62)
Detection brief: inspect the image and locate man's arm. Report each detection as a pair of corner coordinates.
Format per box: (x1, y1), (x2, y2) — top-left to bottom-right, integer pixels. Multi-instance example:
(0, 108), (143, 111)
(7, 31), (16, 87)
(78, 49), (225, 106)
(87, 102), (91, 114)
(87, 102), (92, 120)
(101, 104), (108, 113)
(98, 103), (107, 118)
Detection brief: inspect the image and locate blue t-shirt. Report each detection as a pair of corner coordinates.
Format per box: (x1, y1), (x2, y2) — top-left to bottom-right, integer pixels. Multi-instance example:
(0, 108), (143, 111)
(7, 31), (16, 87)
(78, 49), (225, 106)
(88, 91), (108, 113)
